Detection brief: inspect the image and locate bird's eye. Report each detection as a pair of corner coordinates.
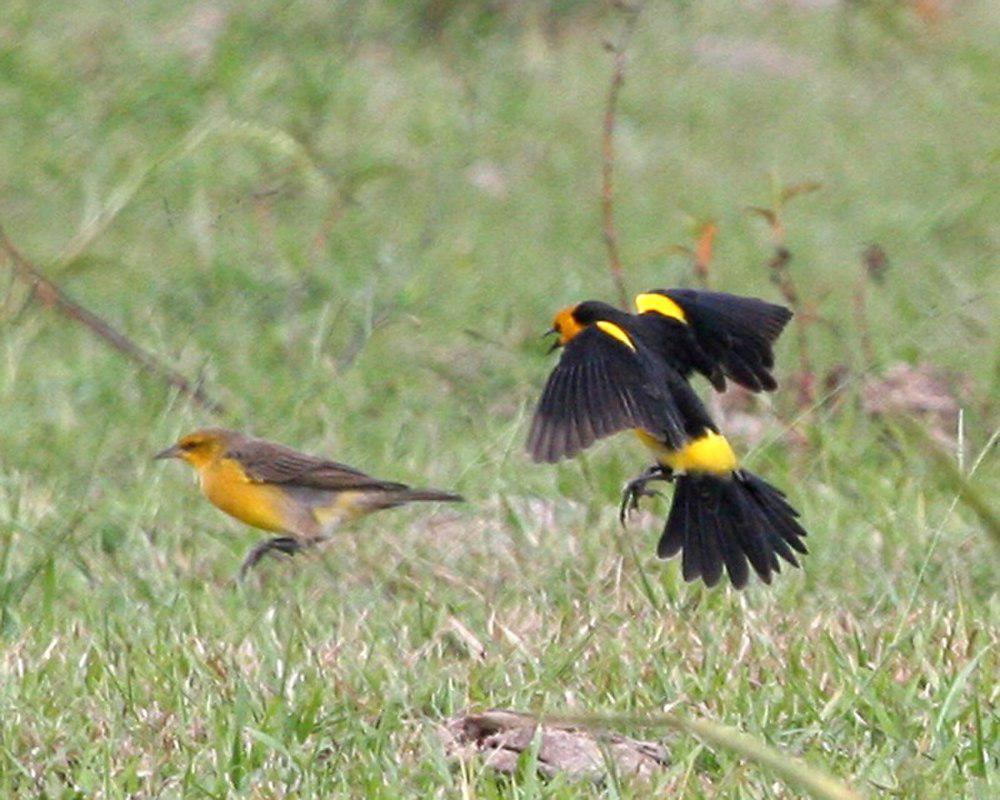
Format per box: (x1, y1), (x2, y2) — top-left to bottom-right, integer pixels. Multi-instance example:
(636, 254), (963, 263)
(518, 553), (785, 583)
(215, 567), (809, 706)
(180, 441), (196, 451)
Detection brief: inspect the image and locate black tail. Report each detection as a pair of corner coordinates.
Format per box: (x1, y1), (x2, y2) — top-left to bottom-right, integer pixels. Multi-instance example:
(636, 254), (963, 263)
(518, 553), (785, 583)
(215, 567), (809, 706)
(658, 471), (807, 589)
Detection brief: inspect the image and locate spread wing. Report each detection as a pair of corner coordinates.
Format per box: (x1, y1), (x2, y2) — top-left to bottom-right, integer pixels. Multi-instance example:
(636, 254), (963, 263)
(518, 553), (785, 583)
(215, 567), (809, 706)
(527, 324), (689, 463)
(641, 289), (792, 392)
(227, 439), (408, 492)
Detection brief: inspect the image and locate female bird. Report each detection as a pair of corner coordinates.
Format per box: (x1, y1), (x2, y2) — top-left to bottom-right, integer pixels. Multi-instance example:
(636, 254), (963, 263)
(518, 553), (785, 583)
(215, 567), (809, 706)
(527, 289), (807, 589)
(155, 428), (462, 577)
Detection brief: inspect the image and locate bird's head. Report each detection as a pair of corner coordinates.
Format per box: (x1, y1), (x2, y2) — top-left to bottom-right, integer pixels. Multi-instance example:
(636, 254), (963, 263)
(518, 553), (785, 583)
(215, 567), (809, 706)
(154, 428), (237, 470)
(545, 300), (617, 351)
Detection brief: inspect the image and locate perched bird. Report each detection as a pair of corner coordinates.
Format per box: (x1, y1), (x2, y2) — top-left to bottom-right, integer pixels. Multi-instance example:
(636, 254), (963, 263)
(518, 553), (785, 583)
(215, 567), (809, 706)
(155, 428), (462, 577)
(527, 289), (808, 589)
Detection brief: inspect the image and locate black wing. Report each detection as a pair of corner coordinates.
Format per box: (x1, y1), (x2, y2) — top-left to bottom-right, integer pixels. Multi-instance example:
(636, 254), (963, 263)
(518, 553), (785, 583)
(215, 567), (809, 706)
(527, 325), (689, 463)
(228, 439), (408, 492)
(643, 289), (792, 392)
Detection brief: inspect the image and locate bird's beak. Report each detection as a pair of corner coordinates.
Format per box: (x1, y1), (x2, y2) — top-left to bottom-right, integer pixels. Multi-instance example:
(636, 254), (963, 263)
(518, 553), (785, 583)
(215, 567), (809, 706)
(154, 444), (181, 460)
(543, 327), (561, 354)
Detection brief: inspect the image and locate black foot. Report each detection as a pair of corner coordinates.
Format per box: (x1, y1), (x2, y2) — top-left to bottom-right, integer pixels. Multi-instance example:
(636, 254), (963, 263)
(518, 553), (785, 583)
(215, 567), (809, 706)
(619, 465), (674, 526)
(239, 536), (302, 580)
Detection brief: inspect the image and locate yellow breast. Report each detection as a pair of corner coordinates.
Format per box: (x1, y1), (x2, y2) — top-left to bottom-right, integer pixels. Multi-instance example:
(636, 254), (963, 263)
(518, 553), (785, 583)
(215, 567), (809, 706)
(635, 429), (738, 475)
(198, 459), (292, 533)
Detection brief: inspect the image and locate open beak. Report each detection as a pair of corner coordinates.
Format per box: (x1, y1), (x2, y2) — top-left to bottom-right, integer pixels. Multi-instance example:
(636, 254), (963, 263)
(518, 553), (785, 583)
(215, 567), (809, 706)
(153, 444), (181, 460)
(543, 327), (561, 354)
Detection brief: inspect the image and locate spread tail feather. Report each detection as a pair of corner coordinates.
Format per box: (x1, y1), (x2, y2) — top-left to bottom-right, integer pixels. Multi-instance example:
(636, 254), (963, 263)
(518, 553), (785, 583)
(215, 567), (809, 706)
(658, 470), (807, 589)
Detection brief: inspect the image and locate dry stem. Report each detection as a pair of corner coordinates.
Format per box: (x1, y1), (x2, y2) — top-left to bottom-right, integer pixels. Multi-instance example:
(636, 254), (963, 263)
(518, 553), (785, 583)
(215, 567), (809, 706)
(601, 2), (644, 309)
(0, 225), (224, 414)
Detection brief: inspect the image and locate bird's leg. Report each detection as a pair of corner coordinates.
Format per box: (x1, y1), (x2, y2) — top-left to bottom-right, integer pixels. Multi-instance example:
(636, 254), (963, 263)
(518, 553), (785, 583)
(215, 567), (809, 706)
(239, 536), (302, 580)
(619, 464), (674, 525)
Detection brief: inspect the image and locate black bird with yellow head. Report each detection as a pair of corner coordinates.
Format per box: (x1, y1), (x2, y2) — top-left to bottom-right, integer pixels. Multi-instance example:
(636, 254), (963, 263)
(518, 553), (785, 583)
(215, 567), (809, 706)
(529, 288), (808, 590)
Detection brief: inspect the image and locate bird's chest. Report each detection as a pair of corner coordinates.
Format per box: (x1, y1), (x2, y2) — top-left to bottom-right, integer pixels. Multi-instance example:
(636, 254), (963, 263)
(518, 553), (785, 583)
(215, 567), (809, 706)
(199, 461), (289, 533)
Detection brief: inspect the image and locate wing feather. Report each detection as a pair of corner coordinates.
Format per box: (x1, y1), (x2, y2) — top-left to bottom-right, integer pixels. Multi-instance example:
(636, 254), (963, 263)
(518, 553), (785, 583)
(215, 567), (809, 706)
(527, 324), (688, 463)
(228, 439), (407, 492)
(640, 289), (792, 393)
(572, 363), (598, 450)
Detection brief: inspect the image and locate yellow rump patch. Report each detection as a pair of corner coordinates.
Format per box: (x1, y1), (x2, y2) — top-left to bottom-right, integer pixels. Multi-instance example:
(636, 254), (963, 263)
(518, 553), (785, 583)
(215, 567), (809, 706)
(634, 292), (687, 324)
(596, 320), (636, 350)
(313, 491), (366, 526)
(635, 429), (738, 475)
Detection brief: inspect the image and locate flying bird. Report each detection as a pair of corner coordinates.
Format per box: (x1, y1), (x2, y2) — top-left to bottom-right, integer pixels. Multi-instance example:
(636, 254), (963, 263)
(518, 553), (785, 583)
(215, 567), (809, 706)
(528, 289), (807, 589)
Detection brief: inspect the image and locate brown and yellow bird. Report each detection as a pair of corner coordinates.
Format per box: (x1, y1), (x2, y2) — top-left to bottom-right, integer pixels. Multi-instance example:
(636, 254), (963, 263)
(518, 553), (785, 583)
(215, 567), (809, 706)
(155, 428), (462, 577)
(528, 289), (808, 589)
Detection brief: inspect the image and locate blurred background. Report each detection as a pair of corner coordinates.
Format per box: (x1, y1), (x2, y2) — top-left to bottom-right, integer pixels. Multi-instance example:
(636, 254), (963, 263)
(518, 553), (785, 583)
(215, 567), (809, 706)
(0, 1), (996, 796)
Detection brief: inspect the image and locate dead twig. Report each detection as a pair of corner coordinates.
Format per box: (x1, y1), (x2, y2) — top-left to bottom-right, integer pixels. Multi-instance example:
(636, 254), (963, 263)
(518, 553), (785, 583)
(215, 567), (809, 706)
(854, 243), (889, 370)
(0, 225), (224, 414)
(748, 180), (821, 408)
(769, 245), (814, 407)
(601, 2), (645, 309)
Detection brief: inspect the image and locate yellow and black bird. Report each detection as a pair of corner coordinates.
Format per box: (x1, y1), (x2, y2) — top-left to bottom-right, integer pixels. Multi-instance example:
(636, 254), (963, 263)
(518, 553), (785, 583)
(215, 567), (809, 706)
(527, 289), (808, 589)
(155, 428), (462, 577)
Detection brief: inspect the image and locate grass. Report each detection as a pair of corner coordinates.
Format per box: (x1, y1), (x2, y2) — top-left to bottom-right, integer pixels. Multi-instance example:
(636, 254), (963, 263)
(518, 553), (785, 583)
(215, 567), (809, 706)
(0, 0), (997, 796)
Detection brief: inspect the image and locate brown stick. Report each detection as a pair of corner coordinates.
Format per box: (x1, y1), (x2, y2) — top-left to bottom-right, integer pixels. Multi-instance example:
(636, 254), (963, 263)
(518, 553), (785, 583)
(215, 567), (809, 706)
(767, 244), (815, 408)
(0, 225), (225, 414)
(601, 3), (644, 309)
(853, 279), (876, 370)
(855, 243), (888, 371)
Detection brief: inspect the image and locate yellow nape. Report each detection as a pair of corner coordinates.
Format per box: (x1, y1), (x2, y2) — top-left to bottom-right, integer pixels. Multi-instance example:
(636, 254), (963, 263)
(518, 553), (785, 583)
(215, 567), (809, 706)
(198, 458), (291, 533)
(596, 320), (636, 351)
(635, 429), (738, 475)
(634, 292), (687, 324)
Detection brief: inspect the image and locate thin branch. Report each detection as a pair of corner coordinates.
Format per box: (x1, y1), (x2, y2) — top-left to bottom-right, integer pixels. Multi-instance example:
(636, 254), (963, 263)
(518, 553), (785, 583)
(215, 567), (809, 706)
(748, 181), (821, 409)
(854, 243), (888, 370)
(853, 279), (875, 370)
(767, 244), (815, 408)
(0, 225), (225, 414)
(543, 710), (862, 800)
(601, 2), (644, 309)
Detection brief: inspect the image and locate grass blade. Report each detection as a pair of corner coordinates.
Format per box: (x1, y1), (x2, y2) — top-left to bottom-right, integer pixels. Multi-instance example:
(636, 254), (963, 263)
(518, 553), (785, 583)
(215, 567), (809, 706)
(543, 710), (862, 800)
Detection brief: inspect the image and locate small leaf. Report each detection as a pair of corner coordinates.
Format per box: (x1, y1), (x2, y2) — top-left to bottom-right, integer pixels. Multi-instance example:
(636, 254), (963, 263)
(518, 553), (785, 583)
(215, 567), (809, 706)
(695, 221), (717, 267)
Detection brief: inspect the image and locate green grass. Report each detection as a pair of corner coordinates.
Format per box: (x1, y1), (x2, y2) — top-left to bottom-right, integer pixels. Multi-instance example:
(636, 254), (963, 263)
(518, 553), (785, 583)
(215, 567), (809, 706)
(0, 0), (997, 796)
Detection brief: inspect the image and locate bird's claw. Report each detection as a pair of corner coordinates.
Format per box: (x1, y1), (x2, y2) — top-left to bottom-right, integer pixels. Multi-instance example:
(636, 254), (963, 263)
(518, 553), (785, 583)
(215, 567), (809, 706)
(239, 536), (302, 580)
(618, 484), (662, 525)
(618, 466), (674, 526)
